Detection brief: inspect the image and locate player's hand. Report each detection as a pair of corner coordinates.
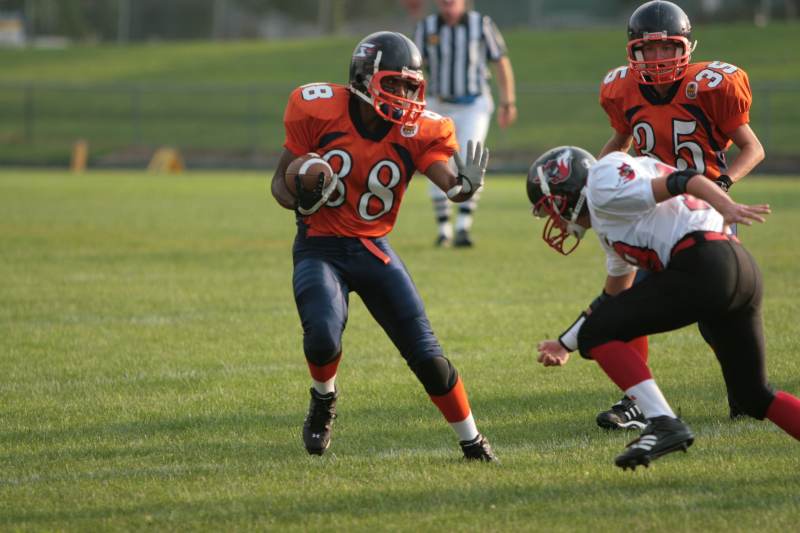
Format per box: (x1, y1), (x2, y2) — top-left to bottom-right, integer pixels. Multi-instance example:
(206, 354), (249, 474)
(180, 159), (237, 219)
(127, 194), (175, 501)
(537, 339), (570, 367)
(453, 140), (489, 197)
(296, 173), (340, 216)
(717, 201), (770, 227)
(497, 103), (517, 129)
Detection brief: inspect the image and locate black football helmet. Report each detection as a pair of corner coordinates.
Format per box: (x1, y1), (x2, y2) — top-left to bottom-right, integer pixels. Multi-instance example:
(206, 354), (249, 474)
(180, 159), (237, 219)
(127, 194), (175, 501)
(527, 146), (596, 255)
(627, 1), (696, 85)
(349, 31), (426, 126)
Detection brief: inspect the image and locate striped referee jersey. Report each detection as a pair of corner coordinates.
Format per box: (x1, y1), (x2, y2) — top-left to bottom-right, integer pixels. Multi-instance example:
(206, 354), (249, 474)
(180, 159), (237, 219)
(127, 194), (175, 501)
(413, 10), (508, 100)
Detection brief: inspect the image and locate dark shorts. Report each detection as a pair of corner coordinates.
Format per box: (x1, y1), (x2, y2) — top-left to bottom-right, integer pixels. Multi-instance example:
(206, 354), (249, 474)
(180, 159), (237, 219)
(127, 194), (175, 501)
(292, 232), (443, 367)
(578, 232), (774, 418)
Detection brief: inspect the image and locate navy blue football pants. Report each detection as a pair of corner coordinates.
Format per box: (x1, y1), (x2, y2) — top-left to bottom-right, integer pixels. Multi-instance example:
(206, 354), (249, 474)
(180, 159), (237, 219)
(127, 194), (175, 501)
(292, 233), (444, 368)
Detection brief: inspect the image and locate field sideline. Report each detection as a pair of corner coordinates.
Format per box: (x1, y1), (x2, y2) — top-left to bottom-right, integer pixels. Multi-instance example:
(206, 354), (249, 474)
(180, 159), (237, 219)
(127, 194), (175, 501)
(1, 170), (799, 531)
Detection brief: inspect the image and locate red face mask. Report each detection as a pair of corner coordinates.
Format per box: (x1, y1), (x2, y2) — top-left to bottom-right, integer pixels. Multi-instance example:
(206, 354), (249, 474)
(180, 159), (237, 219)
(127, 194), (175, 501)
(533, 194), (581, 256)
(369, 69), (427, 127)
(627, 35), (694, 85)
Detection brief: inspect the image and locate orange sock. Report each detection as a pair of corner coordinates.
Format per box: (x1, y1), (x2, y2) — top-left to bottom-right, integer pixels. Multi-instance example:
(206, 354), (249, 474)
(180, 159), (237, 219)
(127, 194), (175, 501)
(429, 377), (472, 423)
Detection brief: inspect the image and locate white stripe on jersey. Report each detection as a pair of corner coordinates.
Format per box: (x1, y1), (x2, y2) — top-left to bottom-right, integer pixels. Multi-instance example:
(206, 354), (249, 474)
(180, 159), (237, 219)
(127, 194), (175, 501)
(587, 152), (726, 274)
(467, 12), (482, 95)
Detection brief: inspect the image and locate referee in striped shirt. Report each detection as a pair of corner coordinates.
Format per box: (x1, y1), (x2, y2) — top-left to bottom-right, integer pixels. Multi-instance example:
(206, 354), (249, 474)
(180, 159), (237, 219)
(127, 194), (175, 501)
(413, 0), (517, 247)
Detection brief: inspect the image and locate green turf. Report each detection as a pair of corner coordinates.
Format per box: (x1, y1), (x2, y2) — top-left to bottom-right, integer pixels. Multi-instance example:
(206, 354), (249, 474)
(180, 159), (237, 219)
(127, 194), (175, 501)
(1, 170), (798, 531)
(0, 22), (798, 164)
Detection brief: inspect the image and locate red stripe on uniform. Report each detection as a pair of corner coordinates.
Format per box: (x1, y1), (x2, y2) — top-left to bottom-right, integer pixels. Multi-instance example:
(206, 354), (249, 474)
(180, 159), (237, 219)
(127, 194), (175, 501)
(766, 391), (800, 441)
(307, 353), (341, 382)
(589, 341), (653, 391)
(627, 336), (649, 364)
(359, 238), (391, 264)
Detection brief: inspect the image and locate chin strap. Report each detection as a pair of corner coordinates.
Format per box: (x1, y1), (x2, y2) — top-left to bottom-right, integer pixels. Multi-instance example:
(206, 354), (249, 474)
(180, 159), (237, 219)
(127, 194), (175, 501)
(566, 186), (588, 239)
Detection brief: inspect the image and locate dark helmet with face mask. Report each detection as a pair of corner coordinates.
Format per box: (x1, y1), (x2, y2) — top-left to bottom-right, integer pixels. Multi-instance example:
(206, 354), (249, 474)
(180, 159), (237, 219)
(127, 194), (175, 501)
(627, 1), (696, 85)
(527, 146), (596, 255)
(349, 31), (426, 126)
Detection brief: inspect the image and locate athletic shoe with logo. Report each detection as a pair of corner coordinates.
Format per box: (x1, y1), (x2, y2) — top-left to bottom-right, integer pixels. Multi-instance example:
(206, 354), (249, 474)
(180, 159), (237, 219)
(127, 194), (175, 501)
(303, 388), (338, 455)
(614, 415), (694, 470)
(596, 395), (647, 430)
(459, 434), (498, 462)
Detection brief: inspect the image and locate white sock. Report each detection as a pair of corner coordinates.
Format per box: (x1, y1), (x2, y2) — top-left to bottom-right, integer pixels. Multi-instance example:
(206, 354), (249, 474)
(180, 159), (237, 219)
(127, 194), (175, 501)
(312, 376), (336, 395)
(455, 214), (473, 232)
(450, 412), (479, 442)
(438, 221), (453, 239)
(626, 379), (676, 419)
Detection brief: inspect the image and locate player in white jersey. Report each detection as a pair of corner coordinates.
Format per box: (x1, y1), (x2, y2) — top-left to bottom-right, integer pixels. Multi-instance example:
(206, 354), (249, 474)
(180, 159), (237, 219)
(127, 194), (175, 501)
(526, 146), (800, 470)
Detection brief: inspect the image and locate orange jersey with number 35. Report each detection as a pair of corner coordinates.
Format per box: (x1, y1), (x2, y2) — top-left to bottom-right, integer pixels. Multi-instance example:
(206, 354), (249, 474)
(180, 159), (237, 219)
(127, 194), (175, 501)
(599, 61), (752, 179)
(283, 83), (457, 238)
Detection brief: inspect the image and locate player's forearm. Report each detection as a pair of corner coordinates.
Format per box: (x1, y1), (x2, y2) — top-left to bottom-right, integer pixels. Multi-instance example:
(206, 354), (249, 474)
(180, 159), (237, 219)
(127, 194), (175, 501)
(725, 140), (765, 182)
(271, 174), (296, 210)
(494, 57), (516, 106)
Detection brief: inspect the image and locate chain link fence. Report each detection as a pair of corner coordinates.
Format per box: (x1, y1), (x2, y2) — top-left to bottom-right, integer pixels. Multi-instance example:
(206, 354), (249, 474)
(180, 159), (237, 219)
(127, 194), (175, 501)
(1, 80), (797, 172)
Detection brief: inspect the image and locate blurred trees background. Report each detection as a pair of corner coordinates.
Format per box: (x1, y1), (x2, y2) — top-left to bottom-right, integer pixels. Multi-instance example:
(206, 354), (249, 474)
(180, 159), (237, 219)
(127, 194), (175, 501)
(0, 0), (797, 44)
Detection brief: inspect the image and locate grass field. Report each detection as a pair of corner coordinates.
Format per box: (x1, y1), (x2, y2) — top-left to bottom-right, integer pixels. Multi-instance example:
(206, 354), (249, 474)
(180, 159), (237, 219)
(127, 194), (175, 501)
(1, 170), (799, 531)
(1, 22), (798, 165)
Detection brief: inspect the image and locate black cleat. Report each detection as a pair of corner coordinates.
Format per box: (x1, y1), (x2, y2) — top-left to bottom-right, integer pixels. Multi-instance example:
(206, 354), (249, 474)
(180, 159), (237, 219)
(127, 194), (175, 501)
(302, 388), (338, 456)
(615, 415), (694, 470)
(435, 233), (452, 248)
(454, 229), (474, 248)
(460, 434), (498, 462)
(596, 395), (647, 430)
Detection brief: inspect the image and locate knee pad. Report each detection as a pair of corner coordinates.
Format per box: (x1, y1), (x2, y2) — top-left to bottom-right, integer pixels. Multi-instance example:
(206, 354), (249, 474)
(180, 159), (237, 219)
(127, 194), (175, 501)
(410, 356), (458, 396)
(303, 327), (341, 367)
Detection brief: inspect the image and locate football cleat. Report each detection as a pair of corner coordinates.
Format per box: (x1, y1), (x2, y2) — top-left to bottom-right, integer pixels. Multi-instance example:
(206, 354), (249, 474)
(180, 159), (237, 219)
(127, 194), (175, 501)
(435, 233), (452, 248)
(596, 395), (647, 430)
(615, 415), (694, 470)
(302, 388), (338, 456)
(460, 434), (498, 462)
(454, 229), (474, 248)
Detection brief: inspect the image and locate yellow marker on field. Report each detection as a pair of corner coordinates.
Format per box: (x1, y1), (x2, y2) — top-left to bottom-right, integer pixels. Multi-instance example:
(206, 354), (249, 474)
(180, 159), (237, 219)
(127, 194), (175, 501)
(71, 139), (88, 174)
(147, 147), (185, 174)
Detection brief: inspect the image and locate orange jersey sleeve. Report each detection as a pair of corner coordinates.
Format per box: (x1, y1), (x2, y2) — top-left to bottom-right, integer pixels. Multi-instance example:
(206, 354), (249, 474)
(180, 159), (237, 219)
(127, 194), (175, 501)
(283, 83), (344, 156)
(694, 62), (752, 135)
(413, 113), (458, 173)
(599, 66), (634, 136)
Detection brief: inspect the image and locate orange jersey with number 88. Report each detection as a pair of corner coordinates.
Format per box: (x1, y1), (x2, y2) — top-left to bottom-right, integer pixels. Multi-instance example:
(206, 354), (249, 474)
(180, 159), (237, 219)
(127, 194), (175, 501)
(283, 83), (457, 238)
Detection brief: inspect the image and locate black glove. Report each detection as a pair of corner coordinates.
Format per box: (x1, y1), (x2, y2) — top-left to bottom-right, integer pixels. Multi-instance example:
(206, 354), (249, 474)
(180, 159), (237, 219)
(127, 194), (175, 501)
(715, 174), (734, 193)
(295, 172), (339, 216)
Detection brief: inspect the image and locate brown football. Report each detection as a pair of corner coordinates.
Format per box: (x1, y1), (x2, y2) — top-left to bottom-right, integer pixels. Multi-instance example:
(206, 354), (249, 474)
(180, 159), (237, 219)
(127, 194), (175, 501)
(284, 153), (333, 196)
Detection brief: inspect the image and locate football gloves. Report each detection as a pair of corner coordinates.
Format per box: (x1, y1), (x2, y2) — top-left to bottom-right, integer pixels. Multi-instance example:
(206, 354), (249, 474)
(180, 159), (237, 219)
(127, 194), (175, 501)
(295, 172), (340, 216)
(449, 140), (489, 199)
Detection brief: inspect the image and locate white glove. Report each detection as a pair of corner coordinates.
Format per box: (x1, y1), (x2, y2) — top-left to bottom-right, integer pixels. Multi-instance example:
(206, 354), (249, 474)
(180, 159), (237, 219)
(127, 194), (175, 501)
(448, 140), (489, 199)
(296, 173), (340, 216)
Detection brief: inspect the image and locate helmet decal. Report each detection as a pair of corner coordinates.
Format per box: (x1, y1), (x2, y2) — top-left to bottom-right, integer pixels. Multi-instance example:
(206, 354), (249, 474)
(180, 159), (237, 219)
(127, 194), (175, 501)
(354, 42), (377, 58)
(542, 150), (572, 185)
(527, 146), (596, 256)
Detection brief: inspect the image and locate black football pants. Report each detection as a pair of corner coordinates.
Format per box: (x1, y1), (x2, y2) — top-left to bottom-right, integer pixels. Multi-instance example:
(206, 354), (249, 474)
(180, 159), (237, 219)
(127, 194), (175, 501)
(578, 234), (775, 419)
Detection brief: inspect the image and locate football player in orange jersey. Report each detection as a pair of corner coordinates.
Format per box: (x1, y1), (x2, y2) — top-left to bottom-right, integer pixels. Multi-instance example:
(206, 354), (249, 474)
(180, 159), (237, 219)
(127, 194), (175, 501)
(271, 31), (497, 461)
(594, 0), (765, 429)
